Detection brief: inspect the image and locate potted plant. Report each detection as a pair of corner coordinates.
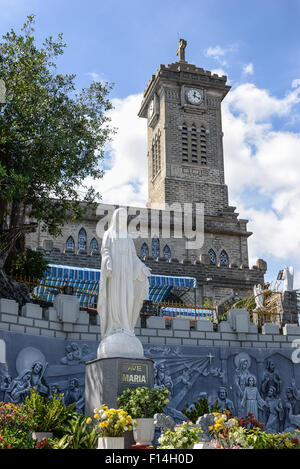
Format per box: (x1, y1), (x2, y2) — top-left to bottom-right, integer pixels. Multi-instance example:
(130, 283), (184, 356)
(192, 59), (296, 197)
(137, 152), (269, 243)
(24, 388), (75, 441)
(86, 404), (135, 449)
(117, 386), (170, 447)
(158, 422), (203, 449)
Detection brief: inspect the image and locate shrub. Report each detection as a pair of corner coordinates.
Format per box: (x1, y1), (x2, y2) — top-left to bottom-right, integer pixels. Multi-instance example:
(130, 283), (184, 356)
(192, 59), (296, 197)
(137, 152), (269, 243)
(24, 388), (75, 435)
(158, 422), (203, 449)
(52, 414), (98, 449)
(0, 401), (36, 449)
(117, 387), (170, 418)
(13, 248), (49, 281)
(181, 397), (221, 423)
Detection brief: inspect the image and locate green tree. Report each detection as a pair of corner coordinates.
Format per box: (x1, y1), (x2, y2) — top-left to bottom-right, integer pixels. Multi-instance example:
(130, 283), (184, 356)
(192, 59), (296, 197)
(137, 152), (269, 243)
(0, 15), (113, 272)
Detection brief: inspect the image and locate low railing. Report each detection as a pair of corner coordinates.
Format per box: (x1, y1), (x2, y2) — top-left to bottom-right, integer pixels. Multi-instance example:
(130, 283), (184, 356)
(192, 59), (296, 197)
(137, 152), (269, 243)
(153, 301), (215, 321)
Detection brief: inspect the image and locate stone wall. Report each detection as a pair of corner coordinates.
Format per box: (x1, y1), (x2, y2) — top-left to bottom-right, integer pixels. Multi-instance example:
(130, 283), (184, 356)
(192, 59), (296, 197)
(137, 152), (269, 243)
(0, 298), (298, 349)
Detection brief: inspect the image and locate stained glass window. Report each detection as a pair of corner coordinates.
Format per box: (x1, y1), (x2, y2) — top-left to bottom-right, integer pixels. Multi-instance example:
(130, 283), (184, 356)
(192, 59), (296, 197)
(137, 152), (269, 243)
(163, 245), (171, 260)
(90, 238), (99, 253)
(208, 248), (217, 264)
(140, 243), (149, 258)
(220, 249), (229, 266)
(66, 236), (75, 251)
(78, 228), (87, 251)
(152, 237), (160, 259)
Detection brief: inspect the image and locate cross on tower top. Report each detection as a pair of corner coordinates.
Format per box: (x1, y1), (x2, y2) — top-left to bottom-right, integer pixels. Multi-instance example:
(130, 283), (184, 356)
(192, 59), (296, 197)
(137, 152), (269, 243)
(176, 38), (187, 63)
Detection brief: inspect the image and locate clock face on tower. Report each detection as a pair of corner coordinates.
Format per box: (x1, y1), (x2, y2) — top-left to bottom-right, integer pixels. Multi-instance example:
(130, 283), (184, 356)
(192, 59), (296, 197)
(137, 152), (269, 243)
(148, 99), (154, 118)
(185, 88), (203, 105)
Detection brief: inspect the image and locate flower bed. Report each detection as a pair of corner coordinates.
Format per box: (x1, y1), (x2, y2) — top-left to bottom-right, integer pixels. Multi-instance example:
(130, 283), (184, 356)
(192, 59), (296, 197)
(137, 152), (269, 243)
(209, 411), (300, 450)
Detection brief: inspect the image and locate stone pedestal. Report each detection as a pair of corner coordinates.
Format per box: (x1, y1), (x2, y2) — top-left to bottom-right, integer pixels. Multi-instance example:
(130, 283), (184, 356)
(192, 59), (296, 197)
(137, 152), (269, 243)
(85, 356), (154, 449)
(85, 356), (154, 416)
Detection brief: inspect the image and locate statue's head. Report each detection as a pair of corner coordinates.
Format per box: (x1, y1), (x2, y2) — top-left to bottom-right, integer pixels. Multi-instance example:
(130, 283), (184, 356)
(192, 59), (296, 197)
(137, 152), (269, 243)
(240, 359), (249, 371)
(69, 378), (79, 390)
(267, 360), (275, 372)
(32, 361), (43, 375)
(110, 208), (128, 236)
(267, 386), (276, 397)
(21, 370), (31, 383)
(218, 387), (227, 399)
(248, 375), (256, 387)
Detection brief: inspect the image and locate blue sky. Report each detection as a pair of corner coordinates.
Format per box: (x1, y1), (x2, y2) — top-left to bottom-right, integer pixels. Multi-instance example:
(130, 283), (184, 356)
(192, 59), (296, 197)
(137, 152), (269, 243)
(1, 0), (300, 289)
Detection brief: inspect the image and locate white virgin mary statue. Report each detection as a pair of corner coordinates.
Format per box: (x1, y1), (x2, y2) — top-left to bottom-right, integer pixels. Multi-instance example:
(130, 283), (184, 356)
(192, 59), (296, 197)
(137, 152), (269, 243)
(97, 208), (151, 359)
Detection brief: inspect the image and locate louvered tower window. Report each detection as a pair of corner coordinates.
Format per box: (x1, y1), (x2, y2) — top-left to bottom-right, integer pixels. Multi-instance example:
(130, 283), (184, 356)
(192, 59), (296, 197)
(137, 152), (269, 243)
(200, 126), (207, 165)
(182, 124), (189, 162)
(191, 125), (198, 163)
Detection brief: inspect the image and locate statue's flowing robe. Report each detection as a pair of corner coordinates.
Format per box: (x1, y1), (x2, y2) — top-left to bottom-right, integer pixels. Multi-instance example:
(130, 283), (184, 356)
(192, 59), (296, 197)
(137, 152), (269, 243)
(98, 228), (150, 338)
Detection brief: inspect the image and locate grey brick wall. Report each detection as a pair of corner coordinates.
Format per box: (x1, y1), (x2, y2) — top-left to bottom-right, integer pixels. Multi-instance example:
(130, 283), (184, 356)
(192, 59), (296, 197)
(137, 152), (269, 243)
(1, 299), (298, 350)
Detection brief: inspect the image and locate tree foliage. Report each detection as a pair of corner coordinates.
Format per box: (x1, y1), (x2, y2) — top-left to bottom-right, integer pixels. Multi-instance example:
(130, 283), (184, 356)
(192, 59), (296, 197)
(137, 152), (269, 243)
(0, 15), (113, 269)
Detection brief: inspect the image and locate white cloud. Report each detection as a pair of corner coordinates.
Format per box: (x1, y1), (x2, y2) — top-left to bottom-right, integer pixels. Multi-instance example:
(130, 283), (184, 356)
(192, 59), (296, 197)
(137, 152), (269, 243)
(86, 72), (102, 81)
(210, 68), (227, 78)
(243, 63), (254, 75)
(225, 82), (300, 122)
(84, 93), (148, 207)
(204, 43), (238, 67)
(222, 81), (300, 286)
(205, 45), (227, 58)
(292, 79), (300, 88)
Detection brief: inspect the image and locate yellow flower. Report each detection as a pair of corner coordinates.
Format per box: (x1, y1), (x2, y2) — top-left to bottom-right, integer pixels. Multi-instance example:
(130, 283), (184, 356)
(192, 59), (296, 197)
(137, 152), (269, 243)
(86, 417), (92, 425)
(215, 417), (224, 426)
(94, 413), (99, 419)
(99, 420), (109, 428)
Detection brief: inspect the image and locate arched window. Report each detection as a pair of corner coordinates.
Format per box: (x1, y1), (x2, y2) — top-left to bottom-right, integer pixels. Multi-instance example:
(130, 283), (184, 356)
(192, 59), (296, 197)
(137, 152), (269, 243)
(152, 237), (160, 259)
(66, 236), (75, 251)
(152, 130), (161, 178)
(78, 228), (87, 251)
(220, 249), (229, 266)
(140, 243), (149, 259)
(208, 248), (217, 264)
(90, 238), (99, 254)
(163, 245), (171, 260)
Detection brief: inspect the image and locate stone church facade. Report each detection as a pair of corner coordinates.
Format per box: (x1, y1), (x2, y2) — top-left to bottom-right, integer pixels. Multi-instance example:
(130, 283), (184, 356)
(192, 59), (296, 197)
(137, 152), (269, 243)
(25, 40), (266, 305)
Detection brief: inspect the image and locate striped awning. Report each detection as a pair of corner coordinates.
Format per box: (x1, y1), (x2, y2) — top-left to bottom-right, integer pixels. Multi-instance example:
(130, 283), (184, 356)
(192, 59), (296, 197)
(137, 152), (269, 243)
(35, 264), (197, 308)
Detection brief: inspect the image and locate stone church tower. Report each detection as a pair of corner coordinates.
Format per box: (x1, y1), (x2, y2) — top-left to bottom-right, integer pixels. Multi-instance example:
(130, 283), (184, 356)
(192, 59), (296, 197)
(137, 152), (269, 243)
(138, 39), (250, 268)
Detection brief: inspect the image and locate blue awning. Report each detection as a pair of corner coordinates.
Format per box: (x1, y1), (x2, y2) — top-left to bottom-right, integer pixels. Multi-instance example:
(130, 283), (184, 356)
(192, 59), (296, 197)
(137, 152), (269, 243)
(34, 264), (197, 308)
